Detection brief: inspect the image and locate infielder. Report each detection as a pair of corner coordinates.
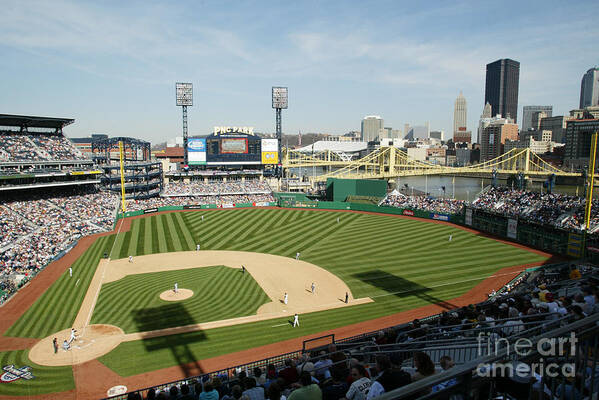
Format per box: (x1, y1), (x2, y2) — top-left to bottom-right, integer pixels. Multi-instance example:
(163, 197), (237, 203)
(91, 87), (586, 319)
(174, 282), (178, 294)
(284, 292), (288, 305)
(129, 255), (133, 263)
(345, 292), (349, 304)
(69, 267), (72, 277)
(241, 265), (246, 274)
(196, 243), (201, 251)
(296, 252), (300, 260)
(293, 313), (299, 327)
(311, 282), (316, 294)
(62, 340), (69, 351)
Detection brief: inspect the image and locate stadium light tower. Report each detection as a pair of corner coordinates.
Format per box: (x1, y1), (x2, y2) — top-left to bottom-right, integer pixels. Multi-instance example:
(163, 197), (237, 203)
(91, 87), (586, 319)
(176, 83), (193, 167)
(272, 86), (288, 163)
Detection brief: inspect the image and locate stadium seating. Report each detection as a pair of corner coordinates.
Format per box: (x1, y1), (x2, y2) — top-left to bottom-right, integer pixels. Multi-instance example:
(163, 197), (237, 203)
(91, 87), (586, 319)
(110, 262), (599, 400)
(382, 187), (599, 233)
(0, 131), (85, 162)
(125, 179), (275, 211)
(0, 188), (118, 303)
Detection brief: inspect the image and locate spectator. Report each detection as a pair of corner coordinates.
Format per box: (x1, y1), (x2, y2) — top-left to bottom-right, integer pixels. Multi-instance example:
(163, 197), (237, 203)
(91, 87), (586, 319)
(344, 365), (371, 400)
(288, 371), (322, 400)
(242, 377), (265, 400)
(411, 352), (436, 382)
(267, 382), (286, 400)
(367, 355), (410, 399)
(279, 359), (299, 387)
(321, 366), (348, 400)
(200, 382), (219, 400)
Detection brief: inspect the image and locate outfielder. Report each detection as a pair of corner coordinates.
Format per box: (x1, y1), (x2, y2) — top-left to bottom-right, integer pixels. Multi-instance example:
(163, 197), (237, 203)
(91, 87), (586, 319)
(448, 234), (453, 242)
(201, 215), (204, 222)
(293, 313), (299, 327)
(337, 217), (339, 224)
(69, 267), (72, 277)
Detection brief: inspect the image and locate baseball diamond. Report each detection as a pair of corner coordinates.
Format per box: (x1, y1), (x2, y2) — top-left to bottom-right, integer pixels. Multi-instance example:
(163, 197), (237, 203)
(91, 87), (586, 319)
(0, 208), (549, 397)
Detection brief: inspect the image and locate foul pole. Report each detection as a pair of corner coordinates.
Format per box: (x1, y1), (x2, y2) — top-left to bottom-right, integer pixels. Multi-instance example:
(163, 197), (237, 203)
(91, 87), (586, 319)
(118, 141), (126, 212)
(585, 132), (598, 230)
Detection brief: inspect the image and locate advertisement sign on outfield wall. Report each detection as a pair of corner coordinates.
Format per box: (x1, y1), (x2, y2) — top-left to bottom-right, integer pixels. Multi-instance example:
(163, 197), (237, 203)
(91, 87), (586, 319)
(507, 218), (518, 239)
(402, 209), (414, 216)
(431, 213), (450, 221)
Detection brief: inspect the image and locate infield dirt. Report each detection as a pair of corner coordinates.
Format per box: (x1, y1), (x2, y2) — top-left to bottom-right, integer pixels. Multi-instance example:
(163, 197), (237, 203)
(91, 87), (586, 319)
(27, 251), (372, 367)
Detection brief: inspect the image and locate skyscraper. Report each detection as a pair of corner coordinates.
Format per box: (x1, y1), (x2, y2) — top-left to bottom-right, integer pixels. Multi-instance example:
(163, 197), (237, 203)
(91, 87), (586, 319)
(580, 67), (599, 108)
(485, 59), (520, 122)
(361, 116), (383, 142)
(453, 91), (467, 135)
(522, 106), (553, 131)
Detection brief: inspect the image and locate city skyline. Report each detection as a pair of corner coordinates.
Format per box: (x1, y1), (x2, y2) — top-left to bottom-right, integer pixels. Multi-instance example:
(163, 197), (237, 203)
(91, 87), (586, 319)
(1, 1), (598, 144)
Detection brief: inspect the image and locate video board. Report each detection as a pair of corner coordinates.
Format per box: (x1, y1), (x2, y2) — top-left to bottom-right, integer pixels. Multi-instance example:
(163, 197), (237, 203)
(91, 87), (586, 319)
(220, 138), (248, 154)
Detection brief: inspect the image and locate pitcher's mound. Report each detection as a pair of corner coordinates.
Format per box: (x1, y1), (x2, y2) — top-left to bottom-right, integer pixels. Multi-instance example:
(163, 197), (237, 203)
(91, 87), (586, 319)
(160, 288), (193, 301)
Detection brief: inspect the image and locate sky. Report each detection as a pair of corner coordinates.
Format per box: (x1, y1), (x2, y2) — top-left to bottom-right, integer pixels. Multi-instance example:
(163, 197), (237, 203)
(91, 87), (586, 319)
(1, 0), (598, 144)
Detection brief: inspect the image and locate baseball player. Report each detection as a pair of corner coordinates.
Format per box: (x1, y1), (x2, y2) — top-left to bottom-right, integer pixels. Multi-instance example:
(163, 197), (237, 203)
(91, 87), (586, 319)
(174, 282), (178, 294)
(284, 292), (288, 305)
(337, 217), (340, 224)
(448, 234), (453, 242)
(69, 328), (77, 344)
(69, 267), (72, 277)
(201, 215), (204, 222)
(293, 313), (299, 327)
(345, 292), (349, 304)
(311, 282), (316, 294)
(296, 252), (300, 260)
(241, 265), (246, 274)
(129, 255), (133, 263)
(196, 243), (201, 251)
(53, 338), (58, 354)
(62, 340), (70, 351)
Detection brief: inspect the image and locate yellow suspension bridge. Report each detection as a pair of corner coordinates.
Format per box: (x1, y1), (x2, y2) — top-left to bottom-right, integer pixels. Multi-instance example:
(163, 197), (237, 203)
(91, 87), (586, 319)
(282, 147), (581, 182)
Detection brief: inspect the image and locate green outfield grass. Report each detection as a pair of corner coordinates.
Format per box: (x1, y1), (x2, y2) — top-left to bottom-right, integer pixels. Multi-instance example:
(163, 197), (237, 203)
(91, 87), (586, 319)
(90, 266), (270, 333)
(4, 235), (115, 339)
(0, 350), (74, 396)
(3, 208), (549, 392)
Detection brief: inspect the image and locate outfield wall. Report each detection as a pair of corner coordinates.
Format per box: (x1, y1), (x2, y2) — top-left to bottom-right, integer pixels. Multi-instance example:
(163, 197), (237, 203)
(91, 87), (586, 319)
(116, 201), (277, 220)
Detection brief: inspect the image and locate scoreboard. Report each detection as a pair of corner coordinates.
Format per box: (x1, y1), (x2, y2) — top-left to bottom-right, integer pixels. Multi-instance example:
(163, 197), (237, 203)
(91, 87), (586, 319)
(189, 126), (278, 166)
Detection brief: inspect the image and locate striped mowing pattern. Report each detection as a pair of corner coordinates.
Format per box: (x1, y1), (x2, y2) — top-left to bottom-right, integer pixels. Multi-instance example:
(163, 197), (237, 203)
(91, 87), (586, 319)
(6, 208), (548, 380)
(5, 235), (116, 339)
(90, 266), (270, 333)
(0, 349), (74, 396)
(113, 209), (546, 300)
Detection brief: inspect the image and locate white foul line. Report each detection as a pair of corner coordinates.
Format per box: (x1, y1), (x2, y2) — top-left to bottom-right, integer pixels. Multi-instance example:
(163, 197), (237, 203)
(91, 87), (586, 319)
(370, 271), (519, 298)
(271, 323), (289, 327)
(75, 279), (80, 287)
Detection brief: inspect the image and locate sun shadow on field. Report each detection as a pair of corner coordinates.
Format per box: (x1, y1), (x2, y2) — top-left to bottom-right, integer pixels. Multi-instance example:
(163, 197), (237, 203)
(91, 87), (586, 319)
(353, 270), (457, 310)
(133, 303), (206, 377)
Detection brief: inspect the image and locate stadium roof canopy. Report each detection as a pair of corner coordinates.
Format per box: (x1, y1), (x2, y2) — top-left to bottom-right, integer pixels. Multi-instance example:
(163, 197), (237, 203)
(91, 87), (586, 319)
(0, 114), (75, 130)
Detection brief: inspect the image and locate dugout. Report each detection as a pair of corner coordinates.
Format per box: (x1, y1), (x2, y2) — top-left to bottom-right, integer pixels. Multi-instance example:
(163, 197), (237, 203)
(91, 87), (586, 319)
(325, 178), (387, 202)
